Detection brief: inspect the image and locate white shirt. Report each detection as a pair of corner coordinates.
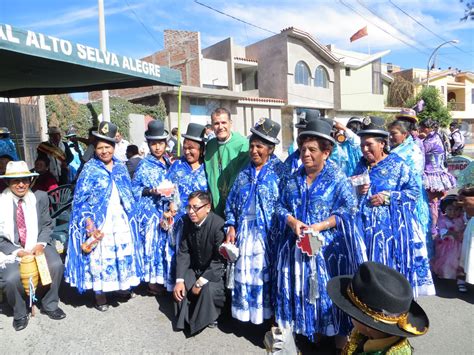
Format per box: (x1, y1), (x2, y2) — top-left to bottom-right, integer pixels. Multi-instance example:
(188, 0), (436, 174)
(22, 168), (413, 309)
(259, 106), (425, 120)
(114, 139), (130, 162)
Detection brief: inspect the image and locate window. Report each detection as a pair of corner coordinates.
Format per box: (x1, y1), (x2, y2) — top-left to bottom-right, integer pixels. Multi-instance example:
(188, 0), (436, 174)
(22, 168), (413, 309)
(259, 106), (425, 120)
(242, 69), (258, 91)
(372, 59), (382, 95)
(471, 88), (474, 104)
(294, 61), (311, 85)
(315, 66), (329, 88)
(440, 86), (445, 94)
(345, 67), (351, 76)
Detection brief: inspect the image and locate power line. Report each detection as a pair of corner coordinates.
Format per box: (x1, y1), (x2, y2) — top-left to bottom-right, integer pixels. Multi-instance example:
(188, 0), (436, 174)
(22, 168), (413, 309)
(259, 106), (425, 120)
(338, 0), (430, 56)
(388, 0), (471, 56)
(356, 0), (459, 67)
(122, 0), (163, 49)
(194, 0), (278, 35)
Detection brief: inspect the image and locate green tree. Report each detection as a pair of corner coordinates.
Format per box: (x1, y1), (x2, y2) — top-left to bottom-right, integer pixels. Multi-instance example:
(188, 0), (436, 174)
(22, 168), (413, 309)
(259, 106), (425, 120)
(45, 95), (167, 140)
(406, 86), (452, 128)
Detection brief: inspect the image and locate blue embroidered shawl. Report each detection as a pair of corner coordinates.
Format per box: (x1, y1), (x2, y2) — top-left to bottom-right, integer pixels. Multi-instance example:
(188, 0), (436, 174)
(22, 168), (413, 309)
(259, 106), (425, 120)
(65, 156), (142, 293)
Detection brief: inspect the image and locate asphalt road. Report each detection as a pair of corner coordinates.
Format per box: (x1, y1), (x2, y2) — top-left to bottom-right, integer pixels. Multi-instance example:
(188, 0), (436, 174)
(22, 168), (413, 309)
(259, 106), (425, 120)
(0, 277), (472, 354)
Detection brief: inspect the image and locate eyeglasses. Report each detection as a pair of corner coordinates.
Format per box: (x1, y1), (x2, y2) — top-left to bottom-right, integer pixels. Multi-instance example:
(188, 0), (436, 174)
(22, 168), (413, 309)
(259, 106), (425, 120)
(185, 203), (209, 213)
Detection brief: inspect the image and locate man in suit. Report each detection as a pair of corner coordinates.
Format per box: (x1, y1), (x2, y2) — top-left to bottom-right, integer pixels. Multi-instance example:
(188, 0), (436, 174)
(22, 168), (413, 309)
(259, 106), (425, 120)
(173, 190), (226, 335)
(0, 161), (66, 331)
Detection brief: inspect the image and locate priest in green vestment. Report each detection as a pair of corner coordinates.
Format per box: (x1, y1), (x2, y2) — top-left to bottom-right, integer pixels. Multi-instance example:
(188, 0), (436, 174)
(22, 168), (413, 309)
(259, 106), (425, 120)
(204, 108), (249, 217)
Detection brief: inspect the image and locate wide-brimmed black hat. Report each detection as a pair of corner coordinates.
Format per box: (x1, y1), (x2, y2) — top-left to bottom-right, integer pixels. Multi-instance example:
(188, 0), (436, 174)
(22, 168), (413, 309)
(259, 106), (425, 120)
(92, 121), (117, 143)
(145, 120), (168, 140)
(298, 119), (335, 144)
(327, 262), (429, 338)
(295, 108), (321, 128)
(182, 123), (207, 143)
(348, 116), (363, 125)
(358, 116), (389, 137)
(250, 118), (280, 145)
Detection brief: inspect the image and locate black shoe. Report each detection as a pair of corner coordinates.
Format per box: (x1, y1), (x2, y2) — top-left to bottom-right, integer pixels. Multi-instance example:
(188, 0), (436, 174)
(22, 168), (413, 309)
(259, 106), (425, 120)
(13, 316), (28, 331)
(41, 307), (66, 320)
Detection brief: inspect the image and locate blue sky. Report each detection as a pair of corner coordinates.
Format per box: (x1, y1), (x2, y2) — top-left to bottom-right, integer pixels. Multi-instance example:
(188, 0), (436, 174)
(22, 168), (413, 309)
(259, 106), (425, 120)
(1, 0), (473, 73)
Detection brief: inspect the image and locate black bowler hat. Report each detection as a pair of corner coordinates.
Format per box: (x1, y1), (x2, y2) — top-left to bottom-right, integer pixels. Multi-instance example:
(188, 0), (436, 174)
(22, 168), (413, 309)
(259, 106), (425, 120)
(182, 123), (207, 143)
(298, 119), (335, 144)
(327, 262), (429, 338)
(250, 118), (280, 145)
(358, 116), (389, 137)
(145, 120), (168, 140)
(92, 121), (117, 143)
(295, 108), (321, 128)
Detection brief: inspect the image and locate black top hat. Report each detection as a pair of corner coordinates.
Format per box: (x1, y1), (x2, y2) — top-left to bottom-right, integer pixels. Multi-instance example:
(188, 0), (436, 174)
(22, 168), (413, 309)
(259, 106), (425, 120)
(145, 120), (168, 141)
(358, 116), (389, 137)
(348, 116), (363, 125)
(92, 121), (117, 143)
(327, 262), (429, 338)
(298, 119), (336, 144)
(295, 108), (321, 128)
(250, 118), (280, 145)
(182, 123), (207, 143)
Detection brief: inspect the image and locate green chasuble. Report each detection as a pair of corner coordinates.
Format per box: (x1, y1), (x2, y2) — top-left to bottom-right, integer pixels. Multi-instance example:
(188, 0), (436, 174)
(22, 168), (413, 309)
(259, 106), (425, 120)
(204, 132), (249, 217)
(343, 330), (413, 355)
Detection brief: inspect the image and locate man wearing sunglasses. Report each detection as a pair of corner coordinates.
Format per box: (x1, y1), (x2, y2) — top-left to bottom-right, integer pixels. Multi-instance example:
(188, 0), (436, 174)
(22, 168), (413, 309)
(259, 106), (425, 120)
(173, 190), (226, 335)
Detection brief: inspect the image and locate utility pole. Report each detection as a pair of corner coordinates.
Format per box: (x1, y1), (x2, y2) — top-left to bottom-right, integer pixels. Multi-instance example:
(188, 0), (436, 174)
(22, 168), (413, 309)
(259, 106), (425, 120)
(426, 39), (459, 86)
(98, 0), (110, 122)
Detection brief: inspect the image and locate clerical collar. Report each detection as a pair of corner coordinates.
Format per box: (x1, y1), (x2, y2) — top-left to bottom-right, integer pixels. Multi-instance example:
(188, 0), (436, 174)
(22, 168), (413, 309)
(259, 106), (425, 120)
(217, 133), (232, 145)
(195, 214), (209, 227)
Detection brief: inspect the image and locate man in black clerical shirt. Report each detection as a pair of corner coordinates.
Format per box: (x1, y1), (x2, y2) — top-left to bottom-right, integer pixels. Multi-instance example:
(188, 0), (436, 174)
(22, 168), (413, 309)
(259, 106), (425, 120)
(173, 190), (226, 335)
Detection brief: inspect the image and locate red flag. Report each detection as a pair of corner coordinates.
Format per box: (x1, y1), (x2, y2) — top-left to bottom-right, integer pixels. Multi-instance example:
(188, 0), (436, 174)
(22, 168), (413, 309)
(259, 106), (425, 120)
(350, 26), (368, 42)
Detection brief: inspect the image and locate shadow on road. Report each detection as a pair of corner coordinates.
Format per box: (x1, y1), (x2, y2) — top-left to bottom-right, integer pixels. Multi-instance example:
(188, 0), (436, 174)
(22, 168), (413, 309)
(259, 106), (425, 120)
(433, 277), (474, 304)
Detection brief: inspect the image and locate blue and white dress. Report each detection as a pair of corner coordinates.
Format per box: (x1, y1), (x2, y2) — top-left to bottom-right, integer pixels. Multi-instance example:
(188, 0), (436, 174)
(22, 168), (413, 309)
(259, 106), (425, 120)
(353, 154), (435, 298)
(225, 155), (285, 324)
(132, 154), (171, 286)
(166, 158), (208, 288)
(274, 161), (363, 339)
(65, 157), (143, 293)
(391, 136), (433, 258)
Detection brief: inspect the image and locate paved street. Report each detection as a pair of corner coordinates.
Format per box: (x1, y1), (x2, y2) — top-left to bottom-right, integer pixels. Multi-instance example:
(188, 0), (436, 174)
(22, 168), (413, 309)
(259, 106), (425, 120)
(0, 277), (472, 354)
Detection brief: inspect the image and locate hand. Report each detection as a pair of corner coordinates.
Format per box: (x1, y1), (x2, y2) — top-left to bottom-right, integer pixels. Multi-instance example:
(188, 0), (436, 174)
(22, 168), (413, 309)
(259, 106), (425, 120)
(32, 244), (45, 256)
(173, 282), (186, 302)
(334, 121), (346, 132)
(370, 193), (384, 207)
(191, 286), (202, 296)
(357, 184), (370, 195)
(287, 216), (308, 236)
(17, 250), (32, 258)
(149, 188), (162, 196)
(226, 226), (236, 244)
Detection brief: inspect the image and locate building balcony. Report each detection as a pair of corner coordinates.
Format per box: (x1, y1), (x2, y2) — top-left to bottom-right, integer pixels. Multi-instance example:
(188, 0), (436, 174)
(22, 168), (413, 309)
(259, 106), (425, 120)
(449, 102), (465, 111)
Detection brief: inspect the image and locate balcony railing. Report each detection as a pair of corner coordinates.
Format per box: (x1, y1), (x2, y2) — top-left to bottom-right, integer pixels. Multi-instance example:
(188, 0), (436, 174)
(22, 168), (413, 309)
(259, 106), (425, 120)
(448, 102), (465, 111)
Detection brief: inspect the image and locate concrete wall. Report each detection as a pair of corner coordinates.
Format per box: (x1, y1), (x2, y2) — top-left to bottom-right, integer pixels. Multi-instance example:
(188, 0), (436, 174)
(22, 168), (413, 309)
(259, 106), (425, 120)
(245, 33), (288, 100)
(286, 37), (335, 109)
(202, 38), (234, 90)
(201, 58), (229, 88)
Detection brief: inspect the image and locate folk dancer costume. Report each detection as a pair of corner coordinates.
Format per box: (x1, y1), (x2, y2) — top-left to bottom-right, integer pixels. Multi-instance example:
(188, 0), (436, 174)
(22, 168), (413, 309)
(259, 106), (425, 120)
(390, 135), (433, 258)
(0, 127), (19, 160)
(327, 262), (430, 355)
(225, 118), (285, 324)
(0, 161), (65, 328)
(65, 127), (84, 182)
(65, 123), (143, 294)
(274, 120), (364, 340)
(132, 120), (171, 288)
(422, 130), (456, 236)
(353, 117), (435, 298)
(395, 108), (425, 156)
(175, 211), (226, 335)
(166, 123), (208, 289)
(204, 131), (249, 217)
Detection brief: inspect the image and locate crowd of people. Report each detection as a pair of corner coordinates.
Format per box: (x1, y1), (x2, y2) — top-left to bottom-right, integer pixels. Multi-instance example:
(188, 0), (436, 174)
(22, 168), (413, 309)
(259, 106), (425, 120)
(0, 106), (472, 355)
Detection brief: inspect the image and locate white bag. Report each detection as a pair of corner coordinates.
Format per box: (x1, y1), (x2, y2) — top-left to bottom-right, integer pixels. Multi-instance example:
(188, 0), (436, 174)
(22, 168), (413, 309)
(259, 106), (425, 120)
(264, 326), (297, 355)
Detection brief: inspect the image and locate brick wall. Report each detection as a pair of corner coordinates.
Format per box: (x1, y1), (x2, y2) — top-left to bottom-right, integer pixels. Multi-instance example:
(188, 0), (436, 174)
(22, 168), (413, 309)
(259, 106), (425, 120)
(90, 30), (201, 101)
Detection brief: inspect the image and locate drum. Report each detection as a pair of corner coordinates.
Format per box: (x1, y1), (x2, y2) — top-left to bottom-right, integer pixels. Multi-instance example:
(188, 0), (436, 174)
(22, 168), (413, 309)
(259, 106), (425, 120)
(19, 255), (39, 296)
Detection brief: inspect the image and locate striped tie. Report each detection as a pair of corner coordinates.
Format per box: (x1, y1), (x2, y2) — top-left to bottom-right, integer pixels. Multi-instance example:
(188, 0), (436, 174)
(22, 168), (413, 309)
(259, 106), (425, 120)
(17, 199), (27, 248)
